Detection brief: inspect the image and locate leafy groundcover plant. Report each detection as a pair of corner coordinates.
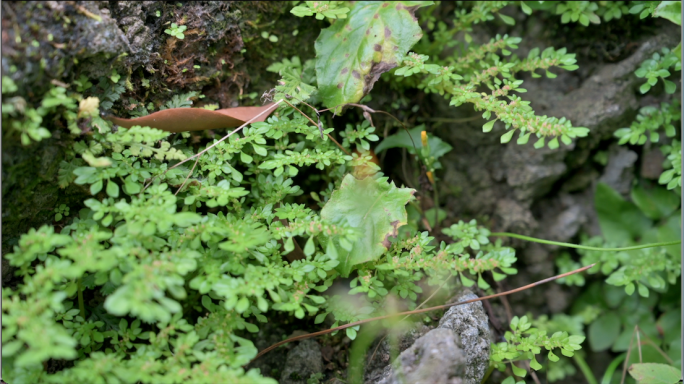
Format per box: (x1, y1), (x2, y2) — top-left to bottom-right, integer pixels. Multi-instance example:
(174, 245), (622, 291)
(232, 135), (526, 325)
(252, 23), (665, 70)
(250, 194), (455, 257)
(1, 1), (681, 383)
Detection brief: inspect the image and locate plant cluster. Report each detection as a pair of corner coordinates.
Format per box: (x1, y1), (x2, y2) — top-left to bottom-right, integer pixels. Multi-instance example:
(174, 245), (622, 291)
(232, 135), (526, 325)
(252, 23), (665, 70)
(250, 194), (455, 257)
(1, 1), (681, 383)
(490, 315), (585, 379)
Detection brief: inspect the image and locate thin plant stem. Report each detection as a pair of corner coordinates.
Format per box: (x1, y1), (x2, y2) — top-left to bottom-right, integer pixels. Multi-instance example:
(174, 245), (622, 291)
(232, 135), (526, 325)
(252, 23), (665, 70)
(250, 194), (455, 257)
(621, 326), (637, 384)
(318, 102), (418, 153)
(573, 353), (598, 384)
(248, 263), (595, 365)
(432, 181), (440, 233)
(174, 156), (200, 196)
(281, 99), (350, 155)
(633, 325), (672, 363)
(601, 353), (626, 384)
(490, 232), (681, 251)
(636, 328), (642, 363)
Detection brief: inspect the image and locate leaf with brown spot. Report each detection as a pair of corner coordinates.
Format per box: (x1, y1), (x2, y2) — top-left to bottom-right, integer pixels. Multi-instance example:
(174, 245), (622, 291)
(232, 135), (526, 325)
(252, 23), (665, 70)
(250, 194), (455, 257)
(314, 1), (433, 113)
(104, 103), (277, 133)
(320, 174), (415, 277)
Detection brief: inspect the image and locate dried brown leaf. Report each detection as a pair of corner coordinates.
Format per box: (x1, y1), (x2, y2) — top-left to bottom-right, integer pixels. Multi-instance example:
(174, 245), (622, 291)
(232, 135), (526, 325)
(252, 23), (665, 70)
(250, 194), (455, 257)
(105, 103), (276, 133)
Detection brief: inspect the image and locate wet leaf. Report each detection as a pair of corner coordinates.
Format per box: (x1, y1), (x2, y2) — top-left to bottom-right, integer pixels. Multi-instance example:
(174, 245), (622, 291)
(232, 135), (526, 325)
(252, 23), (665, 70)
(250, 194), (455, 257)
(315, 1), (433, 113)
(105, 103), (277, 133)
(321, 174), (415, 276)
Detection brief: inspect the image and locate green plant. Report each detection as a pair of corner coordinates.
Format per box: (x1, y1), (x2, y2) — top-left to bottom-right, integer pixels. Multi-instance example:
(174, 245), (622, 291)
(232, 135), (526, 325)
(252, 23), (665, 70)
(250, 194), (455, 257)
(291, 1), (351, 20)
(54, 204), (70, 222)
(489, 315), (586, 380)
(307, 371), (325, 384)
(556, 182), (680, 297)
(555, 1), (601, 25)
(2, 2), (681, 384)
(612, 40), (681, 192)
(596, 1), (630, 21)
(164, 22), (187, 39)
(635, 47), (681, 94)
(2, 77), (79, 145)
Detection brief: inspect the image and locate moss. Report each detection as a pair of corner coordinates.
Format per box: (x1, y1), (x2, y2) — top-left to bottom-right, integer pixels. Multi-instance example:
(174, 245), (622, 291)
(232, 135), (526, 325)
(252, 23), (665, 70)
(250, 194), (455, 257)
(1, 136), (87, 260)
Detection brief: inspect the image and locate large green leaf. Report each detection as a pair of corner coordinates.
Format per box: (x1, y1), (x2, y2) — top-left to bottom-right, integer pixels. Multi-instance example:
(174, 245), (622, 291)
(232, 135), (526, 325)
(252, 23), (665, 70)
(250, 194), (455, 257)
(315, 1), (433, 112)
(630, 185), (680, 220)
(653, 1), (681, 25)
(658, 211), (681, 258)
(321, 174), (415, 276)
(588, 312), (621, 351)
(595, 183), (652, 244)
(628, 363), (681, 384)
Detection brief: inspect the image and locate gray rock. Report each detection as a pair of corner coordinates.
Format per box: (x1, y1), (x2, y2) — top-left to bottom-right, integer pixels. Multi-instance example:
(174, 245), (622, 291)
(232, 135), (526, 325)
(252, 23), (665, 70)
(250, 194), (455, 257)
(364, 323), (433, 383)
(436, 24), (679, 241)
(640, 149), (666, 179)
(437, 291), (491, 383)
(280, 339), (324, 384)
(598, 145), (638, 196)
(377, 328), (467, 384)
(367, 290), (490, 384)
(493, 198), (538, 235)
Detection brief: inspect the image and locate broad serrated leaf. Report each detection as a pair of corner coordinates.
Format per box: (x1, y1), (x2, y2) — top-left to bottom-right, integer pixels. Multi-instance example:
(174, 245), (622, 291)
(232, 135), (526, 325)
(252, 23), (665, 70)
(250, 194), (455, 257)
(321, 174), (415, 276)
(315, 1), (433, 112)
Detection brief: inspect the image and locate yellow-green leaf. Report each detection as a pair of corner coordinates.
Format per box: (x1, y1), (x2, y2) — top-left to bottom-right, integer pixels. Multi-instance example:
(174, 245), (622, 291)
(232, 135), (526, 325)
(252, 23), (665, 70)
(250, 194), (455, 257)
(321, 174), (415, 276)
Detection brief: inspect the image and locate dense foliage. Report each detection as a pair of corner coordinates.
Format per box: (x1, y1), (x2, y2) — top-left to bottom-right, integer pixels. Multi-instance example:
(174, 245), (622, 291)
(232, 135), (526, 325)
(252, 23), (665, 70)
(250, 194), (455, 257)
(1, 1), (681, 383)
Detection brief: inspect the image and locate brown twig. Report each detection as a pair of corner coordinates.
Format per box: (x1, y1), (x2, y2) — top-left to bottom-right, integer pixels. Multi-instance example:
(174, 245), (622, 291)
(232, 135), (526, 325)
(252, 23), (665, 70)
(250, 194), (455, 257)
(481, 298), (503, 335)
(247, 263), (596, 365)
(496, 284), (514, 323)
(621, 326), (637, 384)
(529, 364), (542, 384)
(66, 1), (102, 21)
(174, 156), (200, 196)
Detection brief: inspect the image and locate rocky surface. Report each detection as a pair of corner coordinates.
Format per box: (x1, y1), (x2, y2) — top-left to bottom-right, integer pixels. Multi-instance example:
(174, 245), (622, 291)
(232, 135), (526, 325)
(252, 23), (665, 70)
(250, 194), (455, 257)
(280, 338), (324, 384)
(364, 323), (433, 383)
(426, 22), (680, 317)
(366, 290), (491, 384)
